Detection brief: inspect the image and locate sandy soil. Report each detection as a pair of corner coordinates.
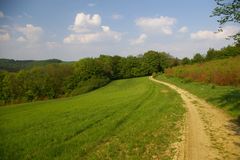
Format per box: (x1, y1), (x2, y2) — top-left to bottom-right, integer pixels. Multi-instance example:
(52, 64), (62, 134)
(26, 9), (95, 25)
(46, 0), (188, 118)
(149, 76), (240, 160)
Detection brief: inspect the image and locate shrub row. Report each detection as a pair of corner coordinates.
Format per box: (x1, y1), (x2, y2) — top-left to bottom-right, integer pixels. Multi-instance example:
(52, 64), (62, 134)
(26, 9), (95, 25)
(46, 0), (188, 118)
(165, 56), (240, 86)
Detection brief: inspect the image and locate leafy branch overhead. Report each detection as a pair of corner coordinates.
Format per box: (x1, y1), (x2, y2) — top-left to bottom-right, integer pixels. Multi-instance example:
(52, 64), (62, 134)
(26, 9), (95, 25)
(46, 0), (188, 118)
(211, 0), (240, 44)
(211, 0), (240, 24)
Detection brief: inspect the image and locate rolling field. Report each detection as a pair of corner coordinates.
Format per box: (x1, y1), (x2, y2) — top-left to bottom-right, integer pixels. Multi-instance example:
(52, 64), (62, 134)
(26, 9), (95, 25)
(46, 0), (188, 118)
(0, 77), (185, 160)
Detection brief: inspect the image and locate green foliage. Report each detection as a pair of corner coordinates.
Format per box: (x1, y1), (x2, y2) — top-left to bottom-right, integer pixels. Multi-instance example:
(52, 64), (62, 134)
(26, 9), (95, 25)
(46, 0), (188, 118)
(211, 0), (240, 44)
(141, 51), (175, 75)
(181, 45), (240, 65)
(206, 48), (221, 60)
(0, 77), (185, 160)
(0, 59), (63, 72)
(0, 64), (74, 105)
(192, 53), (205, 63)
(212, 0), (240, 25)
(118, 56), (143, 78)
(181, 57), (191, 65)
(1, 51), (177, 106)
(165, 56), (240, 86)
(206, 46), (240, 60)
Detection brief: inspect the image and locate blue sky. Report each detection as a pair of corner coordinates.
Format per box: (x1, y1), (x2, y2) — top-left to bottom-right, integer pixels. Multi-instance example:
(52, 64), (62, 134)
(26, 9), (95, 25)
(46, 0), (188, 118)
(0, 0), (239, 60)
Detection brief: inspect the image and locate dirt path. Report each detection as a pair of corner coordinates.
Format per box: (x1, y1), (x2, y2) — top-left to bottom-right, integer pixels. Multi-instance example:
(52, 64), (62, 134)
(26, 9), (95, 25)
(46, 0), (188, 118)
(149, 76), (240, 160)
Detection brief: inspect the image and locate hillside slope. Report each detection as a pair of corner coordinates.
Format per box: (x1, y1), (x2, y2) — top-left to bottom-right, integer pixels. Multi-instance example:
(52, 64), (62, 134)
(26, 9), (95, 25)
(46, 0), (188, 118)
(0, 77), (185, 160)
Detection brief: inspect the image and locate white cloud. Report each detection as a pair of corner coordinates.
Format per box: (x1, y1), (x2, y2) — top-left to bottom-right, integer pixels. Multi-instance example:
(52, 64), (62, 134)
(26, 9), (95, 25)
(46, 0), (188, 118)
(135, 16), (176, 35)
(69, 13), (101, 33)
(16, 36), (26, 42)
(178, 26), (188, 33)
(0, 26), (11, 42)
(16, 24), (43, 42)
(130, 34), (147, 45)
(88, 3), (96, 7)
(64, 29), (121, 44)
(46, 41), (60, 48)
(64, 13), (121, 44)
(112, 14), (123, 20)
(190, 26), (239, 40)
(0, 33), (10, 42)
(101, 26), (110, 32)
(64, 34), (99, 43)
(0, 11), (4, 18)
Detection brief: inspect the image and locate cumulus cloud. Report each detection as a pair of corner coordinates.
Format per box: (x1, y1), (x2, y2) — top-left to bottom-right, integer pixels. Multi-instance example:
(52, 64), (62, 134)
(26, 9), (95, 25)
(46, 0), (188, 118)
(0, 28), (10, 42)
(64, 12), (121, 44)
(64, 27), (121, 44)
(64, 34), (99, 43)
(69, 13), (101, 33)
(16, 24), (43, 42)
(130, 34), (147, 45)
(190, 26), (239, 40)
(135, 16), (176, 35)
(112, 14), (123, 20)
(101, 26), (110, 32)
(0, 33), (10, 42)
(0, 11), (4, 18)
(178, 26), (188, 33)
(16, 36), (26, 42)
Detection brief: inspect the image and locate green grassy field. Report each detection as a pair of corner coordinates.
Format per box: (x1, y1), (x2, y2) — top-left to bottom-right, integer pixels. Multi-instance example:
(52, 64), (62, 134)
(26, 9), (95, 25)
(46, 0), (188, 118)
(156, 75), (240, 118)
(0, 77), (185, 160)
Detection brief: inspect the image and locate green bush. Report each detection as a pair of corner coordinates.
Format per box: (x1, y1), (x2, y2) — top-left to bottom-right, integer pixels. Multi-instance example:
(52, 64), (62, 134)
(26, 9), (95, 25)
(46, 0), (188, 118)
(165, 56), (240, 86)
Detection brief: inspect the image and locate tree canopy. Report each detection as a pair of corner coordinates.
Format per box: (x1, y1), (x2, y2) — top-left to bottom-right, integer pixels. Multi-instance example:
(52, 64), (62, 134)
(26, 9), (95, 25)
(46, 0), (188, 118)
(211, 0), (240, 44)
(0, 50), (176, 105)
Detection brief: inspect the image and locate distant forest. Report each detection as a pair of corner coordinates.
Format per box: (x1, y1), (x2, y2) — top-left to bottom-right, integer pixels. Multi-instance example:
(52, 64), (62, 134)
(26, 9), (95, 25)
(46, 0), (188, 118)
(0, 59), (64, 72)
(0, 45), (239, 105)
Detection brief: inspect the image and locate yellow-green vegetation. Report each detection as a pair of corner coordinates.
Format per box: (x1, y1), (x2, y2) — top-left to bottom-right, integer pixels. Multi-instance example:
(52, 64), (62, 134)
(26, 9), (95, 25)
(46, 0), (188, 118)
(156, 75), (240, 118)
(0, 77), (185, 160)
(165, 56), (240, 86)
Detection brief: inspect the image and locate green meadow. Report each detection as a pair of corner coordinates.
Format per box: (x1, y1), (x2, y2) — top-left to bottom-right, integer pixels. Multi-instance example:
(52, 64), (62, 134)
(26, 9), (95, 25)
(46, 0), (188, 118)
(0, 77), (185, 160)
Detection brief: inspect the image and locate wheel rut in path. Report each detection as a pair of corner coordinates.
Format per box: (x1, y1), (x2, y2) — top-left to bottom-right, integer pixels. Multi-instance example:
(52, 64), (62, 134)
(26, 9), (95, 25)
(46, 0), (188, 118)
(149, 76), (240, 160)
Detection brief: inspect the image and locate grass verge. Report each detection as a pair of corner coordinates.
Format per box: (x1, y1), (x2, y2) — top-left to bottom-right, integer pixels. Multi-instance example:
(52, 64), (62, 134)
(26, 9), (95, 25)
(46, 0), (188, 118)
(156, 75), (240, 118)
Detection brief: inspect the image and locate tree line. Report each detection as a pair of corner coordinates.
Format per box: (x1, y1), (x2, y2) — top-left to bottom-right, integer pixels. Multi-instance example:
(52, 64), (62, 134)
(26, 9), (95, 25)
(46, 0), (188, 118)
(0, 50), (177, 105)
(181, 45), (240, 65)
(1, 45), (238, 105)
(0, 59), (63, 72)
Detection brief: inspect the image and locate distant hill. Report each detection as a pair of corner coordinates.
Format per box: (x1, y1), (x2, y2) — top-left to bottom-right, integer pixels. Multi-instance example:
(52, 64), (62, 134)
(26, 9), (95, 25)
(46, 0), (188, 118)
(0, 58), (64, 72)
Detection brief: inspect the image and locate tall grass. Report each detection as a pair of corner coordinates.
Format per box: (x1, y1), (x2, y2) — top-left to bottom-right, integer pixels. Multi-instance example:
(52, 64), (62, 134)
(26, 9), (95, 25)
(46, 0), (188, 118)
(165, 56), (240, 86)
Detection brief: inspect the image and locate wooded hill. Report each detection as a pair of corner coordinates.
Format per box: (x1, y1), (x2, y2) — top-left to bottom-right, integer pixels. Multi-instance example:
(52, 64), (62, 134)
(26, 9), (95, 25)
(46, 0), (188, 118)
(0, 45), (239, 106)
(0, 59), (64, 72)
(0, 51), (177, 105)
